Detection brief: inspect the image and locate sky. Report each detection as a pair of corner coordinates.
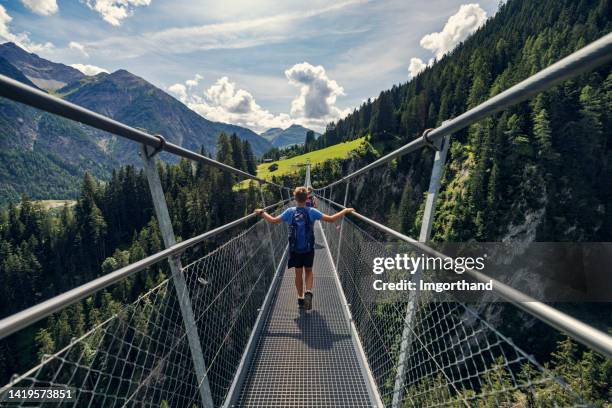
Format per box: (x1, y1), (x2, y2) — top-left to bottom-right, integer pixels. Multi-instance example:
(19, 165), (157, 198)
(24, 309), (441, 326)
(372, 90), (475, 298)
(0, 0), (501, 133)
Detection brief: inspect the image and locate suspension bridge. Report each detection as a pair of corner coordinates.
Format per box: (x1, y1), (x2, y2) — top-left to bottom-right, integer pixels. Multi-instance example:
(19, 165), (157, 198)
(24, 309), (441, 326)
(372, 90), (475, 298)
(0, 33), (611, 407)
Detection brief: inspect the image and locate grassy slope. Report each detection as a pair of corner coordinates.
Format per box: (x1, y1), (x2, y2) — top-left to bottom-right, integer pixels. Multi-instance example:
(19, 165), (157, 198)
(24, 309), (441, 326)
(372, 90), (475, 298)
(258, 137), (365, 179)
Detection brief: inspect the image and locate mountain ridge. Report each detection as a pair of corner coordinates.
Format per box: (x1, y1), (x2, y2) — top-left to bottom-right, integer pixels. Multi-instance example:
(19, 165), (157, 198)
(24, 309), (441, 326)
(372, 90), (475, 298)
(0, 42), (84, 90)
(260, 124), (320, 148)
(0, 43), (273, 204)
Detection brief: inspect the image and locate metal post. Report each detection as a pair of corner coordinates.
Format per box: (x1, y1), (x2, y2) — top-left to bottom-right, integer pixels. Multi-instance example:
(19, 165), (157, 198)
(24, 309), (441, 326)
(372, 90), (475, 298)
(140, 144), (214, 408)
(391, 134), (451, 408)
(260, 184), (278, 269)
(335, 181), (350, 270)
(305, 160), (311, 187)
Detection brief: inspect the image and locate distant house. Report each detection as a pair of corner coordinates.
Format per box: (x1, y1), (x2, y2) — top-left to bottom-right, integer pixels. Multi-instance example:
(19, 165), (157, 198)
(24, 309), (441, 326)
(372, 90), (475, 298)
(263, 158), (273, 163)
(279, 156), (288, 160)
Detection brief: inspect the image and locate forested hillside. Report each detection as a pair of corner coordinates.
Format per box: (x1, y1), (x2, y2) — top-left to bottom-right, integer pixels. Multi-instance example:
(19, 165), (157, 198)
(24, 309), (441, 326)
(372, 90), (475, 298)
(305, 0), (611, 244)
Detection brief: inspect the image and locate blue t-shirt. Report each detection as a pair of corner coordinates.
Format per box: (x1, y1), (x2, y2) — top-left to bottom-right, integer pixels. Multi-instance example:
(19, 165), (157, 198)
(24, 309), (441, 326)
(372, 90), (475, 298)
(280, 207), (324, 224)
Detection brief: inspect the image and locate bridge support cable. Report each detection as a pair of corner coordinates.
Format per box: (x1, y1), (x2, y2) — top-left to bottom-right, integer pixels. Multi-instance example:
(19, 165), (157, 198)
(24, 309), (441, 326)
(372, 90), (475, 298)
(317, 196), (596, 406)
(140, 144), (214, 407)
(305, 160), (312, 187)
(391, 133), (451, 408)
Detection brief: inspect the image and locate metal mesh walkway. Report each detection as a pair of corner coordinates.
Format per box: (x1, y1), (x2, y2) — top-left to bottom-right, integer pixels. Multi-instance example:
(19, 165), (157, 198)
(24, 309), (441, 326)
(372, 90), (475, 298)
(236, 225), (375, 407)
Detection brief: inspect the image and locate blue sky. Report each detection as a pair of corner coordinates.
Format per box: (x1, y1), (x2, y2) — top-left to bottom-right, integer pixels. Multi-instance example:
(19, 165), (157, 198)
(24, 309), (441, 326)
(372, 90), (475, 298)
(0, 0), (501, 132)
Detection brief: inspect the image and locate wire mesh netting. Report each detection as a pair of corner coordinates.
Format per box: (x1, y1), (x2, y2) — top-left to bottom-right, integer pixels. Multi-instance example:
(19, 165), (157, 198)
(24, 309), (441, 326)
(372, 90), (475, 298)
(0, 214), (288, 408)
(317, 198), (587, 408)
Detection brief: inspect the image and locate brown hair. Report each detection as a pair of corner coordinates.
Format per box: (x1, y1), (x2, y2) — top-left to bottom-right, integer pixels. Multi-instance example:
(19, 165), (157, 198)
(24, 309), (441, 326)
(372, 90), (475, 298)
(294, 186), (308, 203)
(307, 187), (313, 194)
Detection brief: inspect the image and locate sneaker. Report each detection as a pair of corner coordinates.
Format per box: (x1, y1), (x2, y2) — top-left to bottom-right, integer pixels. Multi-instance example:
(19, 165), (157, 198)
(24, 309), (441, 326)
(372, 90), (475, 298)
(297, 298), (305, 309)
(304, 291), (313, 310)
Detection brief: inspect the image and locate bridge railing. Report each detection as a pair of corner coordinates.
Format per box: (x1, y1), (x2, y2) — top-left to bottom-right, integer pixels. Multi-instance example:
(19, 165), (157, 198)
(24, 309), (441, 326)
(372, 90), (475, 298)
(0, 203), (289, 407)
(318, 196), (607, 407)
(311, 32), (612, 408)
(0, 59), (293, 407)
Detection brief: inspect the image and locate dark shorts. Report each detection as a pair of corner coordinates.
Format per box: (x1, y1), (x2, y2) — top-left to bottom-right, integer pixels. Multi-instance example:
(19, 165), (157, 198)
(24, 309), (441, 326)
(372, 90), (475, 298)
(288, 251), (315, 268)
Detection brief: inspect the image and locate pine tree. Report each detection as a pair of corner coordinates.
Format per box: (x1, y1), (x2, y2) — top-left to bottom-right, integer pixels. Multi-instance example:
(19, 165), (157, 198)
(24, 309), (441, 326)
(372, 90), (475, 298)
(369, 91), (395, 142)
(230, 133), (246, 171)
(397, 183), (416, 234)
(242, 140), (257, 175)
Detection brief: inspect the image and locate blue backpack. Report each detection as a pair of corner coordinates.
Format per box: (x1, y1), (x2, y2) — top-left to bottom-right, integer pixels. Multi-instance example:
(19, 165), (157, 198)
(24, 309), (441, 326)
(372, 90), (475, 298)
(288, 207), (315, 253)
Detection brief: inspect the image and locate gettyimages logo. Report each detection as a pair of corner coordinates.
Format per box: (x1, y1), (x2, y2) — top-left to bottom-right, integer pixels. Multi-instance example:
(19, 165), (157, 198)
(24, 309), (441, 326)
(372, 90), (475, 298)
(370, 252), (494, 296)
(372, 253), (487, 275)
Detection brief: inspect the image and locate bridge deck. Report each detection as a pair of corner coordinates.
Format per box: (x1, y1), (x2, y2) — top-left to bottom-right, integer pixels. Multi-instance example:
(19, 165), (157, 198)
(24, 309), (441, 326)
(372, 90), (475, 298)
(236, 226), (374, 407)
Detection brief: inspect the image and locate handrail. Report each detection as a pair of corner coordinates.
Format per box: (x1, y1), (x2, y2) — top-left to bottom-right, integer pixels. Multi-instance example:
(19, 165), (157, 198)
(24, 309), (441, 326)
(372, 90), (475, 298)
(318, 32), (612, 189)
(0, 74), (288, 191)
(0, 198), (290, 340)
(317, 194), (612, 359)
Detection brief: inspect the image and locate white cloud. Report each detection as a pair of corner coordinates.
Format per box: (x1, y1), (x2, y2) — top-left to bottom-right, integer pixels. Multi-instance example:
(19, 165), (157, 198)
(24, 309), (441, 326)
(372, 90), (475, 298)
(168, 64), (349, 133)
(406, 3), (487, 81)
(408, 57), (427, 78)
(149, 0), (364, 52)
(69, 41), (89, 57)
(419, 3), (487, 59)
(20, 0), (58, 16)
(70, 63), (109, 75)
(84, 0), (366, 58)
(173, 76), (293, 133)
(185, 73), (203, 88)
(407, 57), (435, 79)
(84, 0), (152, 26)
(168, 83), (187, 102)
(285, 62), (347, 121)
(0, 5), (53, 53)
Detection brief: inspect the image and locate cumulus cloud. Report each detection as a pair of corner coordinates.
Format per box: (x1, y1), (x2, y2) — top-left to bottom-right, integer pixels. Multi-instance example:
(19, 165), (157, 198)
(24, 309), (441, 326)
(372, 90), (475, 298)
(21, 0), (58, 16)
(69, 41), (89, 57)
(285, 62), (347, 121)
(84, 0), (152, 26)
(185, 73), (203, 88)
(167, 74), (203, 103)
(169, 76), (292, 133)
(168, 83), (187, 102)
(166, 63), (348, 132)
(420, 3), (487, 59)
(70, 63), (109, 75)
(0, 5), (53, 53)
(407, 3), (486, 80)
(168, 64), (348, 133)
(408, 57), (427, 78)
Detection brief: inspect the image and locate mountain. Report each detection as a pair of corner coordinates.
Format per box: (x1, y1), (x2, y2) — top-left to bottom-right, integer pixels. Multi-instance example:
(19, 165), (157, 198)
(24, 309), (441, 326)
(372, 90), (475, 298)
(260, 124), (320, 148)
(0, 43), (273, 204)
(261, 127), (283, 141)
(56, 69), (272, 163)
(0, 56), (116, 204)
(0, 42), (84, 90)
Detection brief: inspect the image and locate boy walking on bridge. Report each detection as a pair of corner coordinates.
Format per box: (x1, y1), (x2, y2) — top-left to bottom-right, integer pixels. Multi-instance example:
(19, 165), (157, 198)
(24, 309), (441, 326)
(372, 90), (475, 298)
(255, 186), (354, 310)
